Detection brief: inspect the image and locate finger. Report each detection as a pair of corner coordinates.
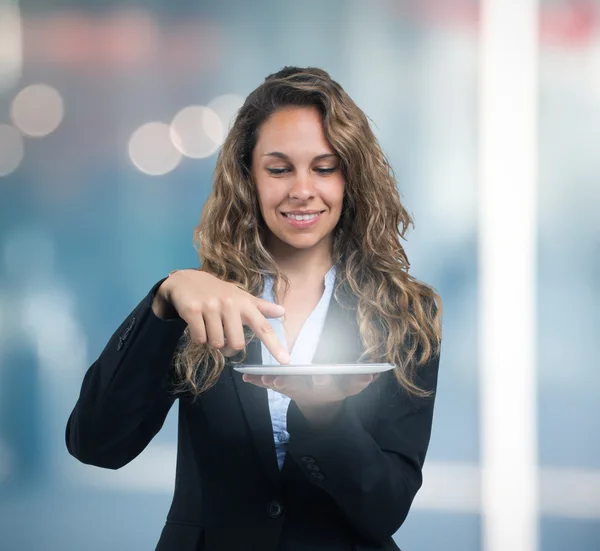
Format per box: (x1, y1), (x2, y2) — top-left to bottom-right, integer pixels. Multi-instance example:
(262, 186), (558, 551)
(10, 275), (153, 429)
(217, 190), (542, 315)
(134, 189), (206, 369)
(312, 374), (334, 390)
(252, 297), (285, 319)
(261, 375), (277, 387)
(221, 299), (246, 353)
(243, 374), (268, 387)
(187, 316), (207, 345)
(203, 304), (225, 349)
(241, 306), (290, 364)
(343, 374), (375, 396)
(221, 344), (241, 358)
(353, 374), (375, 385)
(242, 375), (282, 391)
(242, 374), (259, 383)
(273, 375), (304, 393)
(241, 375), (290, 392)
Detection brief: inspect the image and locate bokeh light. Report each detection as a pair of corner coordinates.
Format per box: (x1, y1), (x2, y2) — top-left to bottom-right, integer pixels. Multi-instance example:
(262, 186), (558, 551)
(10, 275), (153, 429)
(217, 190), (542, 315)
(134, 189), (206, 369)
(0, 124), (24, 177)
(207, 94), (244, 133)
(10, 83), (64, 137)
(169, 105), (223, 159)
(128, 121), (182, 176)
(0, 0), (22, 93)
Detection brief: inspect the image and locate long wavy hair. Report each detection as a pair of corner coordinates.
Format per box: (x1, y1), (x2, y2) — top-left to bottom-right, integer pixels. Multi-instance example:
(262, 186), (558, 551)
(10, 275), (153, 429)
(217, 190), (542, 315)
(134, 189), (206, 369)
(172, 66), (442, 397)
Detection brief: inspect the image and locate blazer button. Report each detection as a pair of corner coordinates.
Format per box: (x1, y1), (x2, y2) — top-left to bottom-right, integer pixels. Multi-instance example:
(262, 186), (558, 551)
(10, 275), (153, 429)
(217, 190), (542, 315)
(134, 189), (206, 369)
(306, 463), (320, 471)
(311, 472), (325, 480)
(268, 500), (284, 519)
(301, 456), (315, 463)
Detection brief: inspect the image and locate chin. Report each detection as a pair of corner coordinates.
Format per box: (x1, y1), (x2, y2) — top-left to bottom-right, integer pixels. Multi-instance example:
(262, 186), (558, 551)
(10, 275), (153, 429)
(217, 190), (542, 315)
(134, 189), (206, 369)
(291, 242), (321, 251)
(281, 237), (321, 250)
(266, 221), (336, 252)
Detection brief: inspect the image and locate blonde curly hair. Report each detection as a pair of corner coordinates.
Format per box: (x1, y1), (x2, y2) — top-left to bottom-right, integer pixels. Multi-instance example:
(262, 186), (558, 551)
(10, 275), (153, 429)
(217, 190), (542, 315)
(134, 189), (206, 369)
(173, 66), (442, 397)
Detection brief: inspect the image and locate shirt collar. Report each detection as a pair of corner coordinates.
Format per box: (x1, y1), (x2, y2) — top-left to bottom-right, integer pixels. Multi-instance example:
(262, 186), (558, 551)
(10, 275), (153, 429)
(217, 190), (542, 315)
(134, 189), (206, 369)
(323, 264), (337, 290)
(263, 264), (337, 299)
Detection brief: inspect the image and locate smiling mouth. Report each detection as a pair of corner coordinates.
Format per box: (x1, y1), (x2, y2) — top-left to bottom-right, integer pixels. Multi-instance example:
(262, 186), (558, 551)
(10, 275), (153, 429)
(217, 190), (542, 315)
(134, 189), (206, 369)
(282, 211), (325, 221)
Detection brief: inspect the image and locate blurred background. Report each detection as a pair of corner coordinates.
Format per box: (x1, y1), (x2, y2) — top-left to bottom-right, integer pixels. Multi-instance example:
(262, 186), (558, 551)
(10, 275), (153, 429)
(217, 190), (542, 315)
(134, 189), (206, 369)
(0, 0), (598, 549)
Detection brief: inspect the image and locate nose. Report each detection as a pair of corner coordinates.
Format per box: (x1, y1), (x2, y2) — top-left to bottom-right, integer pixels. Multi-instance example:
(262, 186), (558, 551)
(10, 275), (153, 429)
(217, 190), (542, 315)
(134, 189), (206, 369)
(288, 171), (316, 201)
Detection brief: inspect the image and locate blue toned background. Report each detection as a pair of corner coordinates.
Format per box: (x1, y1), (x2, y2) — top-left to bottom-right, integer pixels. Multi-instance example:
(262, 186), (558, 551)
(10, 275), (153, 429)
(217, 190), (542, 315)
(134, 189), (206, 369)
(0, 0), (598, 550)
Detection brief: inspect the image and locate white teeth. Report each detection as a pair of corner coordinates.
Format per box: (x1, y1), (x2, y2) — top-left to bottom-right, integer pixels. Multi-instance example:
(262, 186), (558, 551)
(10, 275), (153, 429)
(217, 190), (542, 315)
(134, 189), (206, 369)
(285, 213), (319, 221)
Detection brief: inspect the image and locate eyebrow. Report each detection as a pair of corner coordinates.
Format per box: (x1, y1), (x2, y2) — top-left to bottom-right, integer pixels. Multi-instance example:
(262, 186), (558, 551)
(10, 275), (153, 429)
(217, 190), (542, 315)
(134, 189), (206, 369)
(262, 152), (339, 162)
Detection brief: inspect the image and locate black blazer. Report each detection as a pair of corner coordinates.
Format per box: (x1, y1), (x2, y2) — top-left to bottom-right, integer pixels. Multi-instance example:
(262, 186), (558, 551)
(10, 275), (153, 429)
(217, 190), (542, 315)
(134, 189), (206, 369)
(66, 279), (440, 551)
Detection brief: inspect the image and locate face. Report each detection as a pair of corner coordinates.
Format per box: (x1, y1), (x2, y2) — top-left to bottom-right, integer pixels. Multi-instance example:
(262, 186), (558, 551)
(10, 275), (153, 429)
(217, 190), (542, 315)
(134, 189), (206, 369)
(251, 107), (345, 257)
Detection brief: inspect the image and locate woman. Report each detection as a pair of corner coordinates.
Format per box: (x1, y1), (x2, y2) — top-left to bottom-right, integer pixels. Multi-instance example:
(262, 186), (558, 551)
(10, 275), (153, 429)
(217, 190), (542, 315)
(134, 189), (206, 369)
(66, 66), (442, 551)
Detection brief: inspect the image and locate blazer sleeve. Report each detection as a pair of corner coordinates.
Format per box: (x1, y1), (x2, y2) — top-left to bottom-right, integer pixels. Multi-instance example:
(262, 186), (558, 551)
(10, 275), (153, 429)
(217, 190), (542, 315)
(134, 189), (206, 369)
(65, 279), (188, 470)
(285, 350), (440, 544)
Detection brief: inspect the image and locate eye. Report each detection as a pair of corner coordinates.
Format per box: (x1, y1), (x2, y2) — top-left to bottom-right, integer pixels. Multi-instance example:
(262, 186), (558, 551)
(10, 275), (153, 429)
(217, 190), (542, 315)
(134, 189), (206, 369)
(314, 167), (337, 175)
(266, 167), (289, 175)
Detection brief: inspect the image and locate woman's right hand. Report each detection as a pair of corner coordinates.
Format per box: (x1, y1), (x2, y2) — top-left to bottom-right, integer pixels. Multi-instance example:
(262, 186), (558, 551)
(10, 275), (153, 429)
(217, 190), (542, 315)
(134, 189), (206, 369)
(152, 269), (290, 364)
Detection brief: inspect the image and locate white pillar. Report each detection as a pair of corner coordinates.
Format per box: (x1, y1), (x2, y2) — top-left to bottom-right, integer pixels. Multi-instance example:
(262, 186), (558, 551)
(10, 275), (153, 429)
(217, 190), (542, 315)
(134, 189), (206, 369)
(479, 1), (539, 550)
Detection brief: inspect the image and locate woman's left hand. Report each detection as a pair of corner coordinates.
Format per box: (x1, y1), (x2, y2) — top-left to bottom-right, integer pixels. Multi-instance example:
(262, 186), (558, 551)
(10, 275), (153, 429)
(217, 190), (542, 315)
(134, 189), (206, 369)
(242, 373), (380, 411)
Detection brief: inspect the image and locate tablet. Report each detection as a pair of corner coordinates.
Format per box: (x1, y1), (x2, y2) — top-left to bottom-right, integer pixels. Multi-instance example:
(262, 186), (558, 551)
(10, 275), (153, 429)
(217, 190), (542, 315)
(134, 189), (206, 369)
(233, 363), (395, 376)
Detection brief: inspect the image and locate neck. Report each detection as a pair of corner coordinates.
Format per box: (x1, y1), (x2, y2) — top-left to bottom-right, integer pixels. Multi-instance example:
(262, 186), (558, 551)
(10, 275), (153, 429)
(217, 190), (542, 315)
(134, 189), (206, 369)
(267, 237), (334, 286)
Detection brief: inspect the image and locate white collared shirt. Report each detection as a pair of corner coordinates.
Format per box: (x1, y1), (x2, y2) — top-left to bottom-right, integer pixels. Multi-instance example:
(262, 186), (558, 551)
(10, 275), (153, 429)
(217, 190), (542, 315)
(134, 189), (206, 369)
(260, 266), (337, 470)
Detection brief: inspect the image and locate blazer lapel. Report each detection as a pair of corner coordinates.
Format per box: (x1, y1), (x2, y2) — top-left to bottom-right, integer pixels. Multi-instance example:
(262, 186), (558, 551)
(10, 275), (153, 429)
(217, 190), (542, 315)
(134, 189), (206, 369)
(231, 337), (281, 488)
(231, 292), (365, 488)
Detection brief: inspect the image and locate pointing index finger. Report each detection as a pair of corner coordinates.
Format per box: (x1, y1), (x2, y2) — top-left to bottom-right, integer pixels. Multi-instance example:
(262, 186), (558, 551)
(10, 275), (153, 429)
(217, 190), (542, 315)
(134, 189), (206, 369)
(242, 306), (290, 364)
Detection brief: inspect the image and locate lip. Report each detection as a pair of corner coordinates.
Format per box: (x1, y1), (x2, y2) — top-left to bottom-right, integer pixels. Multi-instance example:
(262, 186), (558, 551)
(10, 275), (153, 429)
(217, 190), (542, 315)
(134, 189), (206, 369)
(281, 210), (324, 215)
(280, 210), (324, 229)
